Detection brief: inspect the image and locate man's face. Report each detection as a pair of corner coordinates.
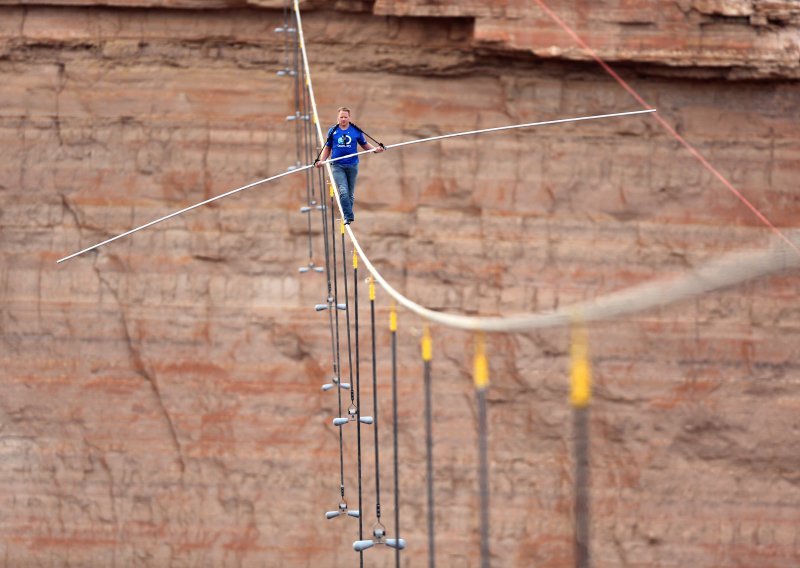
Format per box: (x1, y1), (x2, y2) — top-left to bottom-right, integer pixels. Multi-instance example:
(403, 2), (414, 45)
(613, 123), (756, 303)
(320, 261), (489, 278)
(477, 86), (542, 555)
(337, 111), (350, 129)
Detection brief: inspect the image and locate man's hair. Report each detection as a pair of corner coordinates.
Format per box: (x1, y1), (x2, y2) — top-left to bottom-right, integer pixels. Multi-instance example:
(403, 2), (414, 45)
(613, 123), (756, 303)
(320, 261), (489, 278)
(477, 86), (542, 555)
(337, 106), (351, 115)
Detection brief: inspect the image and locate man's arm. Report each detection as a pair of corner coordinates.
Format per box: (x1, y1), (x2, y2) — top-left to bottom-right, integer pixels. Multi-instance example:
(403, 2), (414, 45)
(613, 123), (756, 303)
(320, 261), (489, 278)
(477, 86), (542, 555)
(360, 141), (384, 153)
(315, 145), (332, 167)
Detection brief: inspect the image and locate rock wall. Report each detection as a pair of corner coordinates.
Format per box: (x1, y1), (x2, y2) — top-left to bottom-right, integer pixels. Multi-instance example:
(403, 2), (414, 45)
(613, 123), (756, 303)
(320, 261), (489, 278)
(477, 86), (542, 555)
(1, 2), (799, 567)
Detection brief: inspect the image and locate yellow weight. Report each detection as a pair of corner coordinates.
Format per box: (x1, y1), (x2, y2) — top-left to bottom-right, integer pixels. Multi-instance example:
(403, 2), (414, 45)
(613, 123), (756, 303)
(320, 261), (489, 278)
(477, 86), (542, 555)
(422, 326), (432, 362)
(474, 333), (489, 389)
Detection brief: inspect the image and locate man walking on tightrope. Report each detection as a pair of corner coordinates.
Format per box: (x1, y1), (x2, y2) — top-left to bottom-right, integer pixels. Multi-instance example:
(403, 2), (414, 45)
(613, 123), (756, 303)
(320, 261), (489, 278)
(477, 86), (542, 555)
(315, 107), (384, 225)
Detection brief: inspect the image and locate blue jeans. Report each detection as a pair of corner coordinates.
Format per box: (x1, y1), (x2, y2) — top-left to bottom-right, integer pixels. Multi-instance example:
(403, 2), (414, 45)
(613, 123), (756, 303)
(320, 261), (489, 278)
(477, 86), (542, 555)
(331, 163), (358, 222)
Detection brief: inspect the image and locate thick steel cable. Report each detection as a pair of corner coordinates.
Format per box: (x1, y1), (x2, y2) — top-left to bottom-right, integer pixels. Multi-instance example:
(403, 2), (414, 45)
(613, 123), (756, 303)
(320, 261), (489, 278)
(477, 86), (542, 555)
(353, 254), (365, 568)
(424, 363), (435, 568)
(352, 232), (800, 333)
(317, 163), (334, 363)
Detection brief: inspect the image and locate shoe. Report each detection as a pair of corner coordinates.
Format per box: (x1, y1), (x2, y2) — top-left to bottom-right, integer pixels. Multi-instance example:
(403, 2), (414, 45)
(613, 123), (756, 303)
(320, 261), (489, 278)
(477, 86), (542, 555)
(344, 218), (354, 225)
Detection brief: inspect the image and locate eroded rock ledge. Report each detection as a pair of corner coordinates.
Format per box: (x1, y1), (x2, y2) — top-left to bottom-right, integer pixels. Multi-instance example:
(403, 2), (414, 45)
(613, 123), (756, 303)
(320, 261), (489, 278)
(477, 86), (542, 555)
(1, 0), (798, 78)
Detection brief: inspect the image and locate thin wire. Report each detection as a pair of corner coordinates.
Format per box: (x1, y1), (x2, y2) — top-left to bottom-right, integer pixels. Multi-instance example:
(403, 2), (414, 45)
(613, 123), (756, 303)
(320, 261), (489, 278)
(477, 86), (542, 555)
(295, 1), (800, 338)
(303, 60), (321, 267)
(370, 281), (382, 523)
(424, 349), (435, 568)
(331, 202), (346, 503)
(391, 309), (401, 568)
(477, 386), (490, 568)
(531, 0), (799, 257)
(354, 257), (365, 568)
(316, 157), (344, 504)
(280, 1), (290, 70)
(342, 230), (355, 407)
(570, 321), (591, 567)
(350, 231), (799, 332)
(574, 406), (590, 568)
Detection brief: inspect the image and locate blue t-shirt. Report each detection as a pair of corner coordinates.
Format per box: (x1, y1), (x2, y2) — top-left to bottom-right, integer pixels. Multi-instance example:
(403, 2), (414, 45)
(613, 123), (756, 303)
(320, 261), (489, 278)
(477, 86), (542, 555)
(326, 125), (367, 166)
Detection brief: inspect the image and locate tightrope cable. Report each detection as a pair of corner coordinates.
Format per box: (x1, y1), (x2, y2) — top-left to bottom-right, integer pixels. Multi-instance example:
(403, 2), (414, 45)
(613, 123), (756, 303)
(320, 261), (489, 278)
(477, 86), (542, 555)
(349, 231), (799, 333)
(328, 185), (344, 400)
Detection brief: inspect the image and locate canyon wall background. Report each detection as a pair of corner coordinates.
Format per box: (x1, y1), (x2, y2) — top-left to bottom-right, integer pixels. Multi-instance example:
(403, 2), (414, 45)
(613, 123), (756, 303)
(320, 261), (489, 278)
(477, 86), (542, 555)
(1, 1), (799, 566)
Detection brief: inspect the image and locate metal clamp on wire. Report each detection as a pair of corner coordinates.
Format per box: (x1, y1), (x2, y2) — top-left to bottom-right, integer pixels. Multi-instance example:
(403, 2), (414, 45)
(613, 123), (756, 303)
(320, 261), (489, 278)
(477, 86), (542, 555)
(353, 522), (406, 552)
(321, 375), (350, 392)
(315, 297), (345, 311)
(333, 403), (373, 427)
(325, 501), (359, 520)
(299, 262), (324, 274)
(300, 201), (324, 214)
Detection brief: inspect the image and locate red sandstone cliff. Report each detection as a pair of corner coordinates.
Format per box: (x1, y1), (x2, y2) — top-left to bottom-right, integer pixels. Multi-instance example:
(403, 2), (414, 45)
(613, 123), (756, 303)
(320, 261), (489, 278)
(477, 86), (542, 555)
(1, 1), (799, 566)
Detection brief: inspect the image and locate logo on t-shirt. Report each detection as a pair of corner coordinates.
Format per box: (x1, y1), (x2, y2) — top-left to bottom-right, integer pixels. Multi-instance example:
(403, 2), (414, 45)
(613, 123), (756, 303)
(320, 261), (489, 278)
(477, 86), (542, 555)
(337, 134), (352, 146)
